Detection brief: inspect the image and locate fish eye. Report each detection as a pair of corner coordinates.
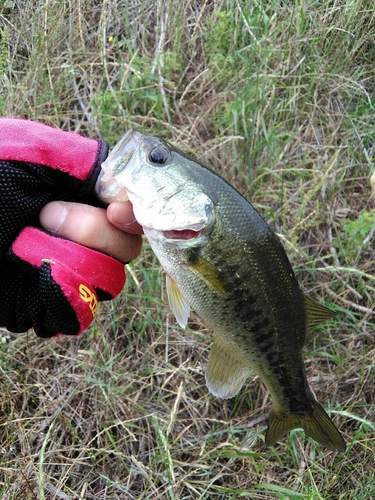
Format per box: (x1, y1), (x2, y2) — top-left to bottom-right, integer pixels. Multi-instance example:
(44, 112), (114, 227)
(148, 146), (169, 165)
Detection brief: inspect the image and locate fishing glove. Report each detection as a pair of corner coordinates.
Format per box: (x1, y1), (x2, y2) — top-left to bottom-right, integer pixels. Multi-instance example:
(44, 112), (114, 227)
(0, 118), (126, 338)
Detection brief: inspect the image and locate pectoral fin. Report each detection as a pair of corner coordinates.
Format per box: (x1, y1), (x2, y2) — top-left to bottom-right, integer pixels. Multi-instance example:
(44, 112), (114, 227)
(166, 274), (190, 328)
(188, 254), (229, 296)
(303, 295), (338, 330)
(206, 334), (250, 399)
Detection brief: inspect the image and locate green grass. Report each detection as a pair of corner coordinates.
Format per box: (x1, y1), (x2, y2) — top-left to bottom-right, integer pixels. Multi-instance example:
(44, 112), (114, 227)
(1, 0), (375, 498)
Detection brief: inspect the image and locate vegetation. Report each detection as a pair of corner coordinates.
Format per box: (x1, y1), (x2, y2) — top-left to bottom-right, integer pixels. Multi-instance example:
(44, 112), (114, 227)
(0, 0), (374, 498)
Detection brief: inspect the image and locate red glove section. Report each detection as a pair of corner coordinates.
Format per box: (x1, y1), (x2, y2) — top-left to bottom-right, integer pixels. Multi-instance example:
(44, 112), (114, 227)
(0, 118), (104, 181)
(10, 228), (126, 336)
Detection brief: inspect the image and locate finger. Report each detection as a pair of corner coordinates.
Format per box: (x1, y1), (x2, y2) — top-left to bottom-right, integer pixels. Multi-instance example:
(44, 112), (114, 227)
(106, 201), (143, 234)
(39, 201), (142, 263)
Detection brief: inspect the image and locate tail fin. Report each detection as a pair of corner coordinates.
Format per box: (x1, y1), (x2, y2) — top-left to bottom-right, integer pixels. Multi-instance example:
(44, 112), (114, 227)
(265, 401), (346, 452)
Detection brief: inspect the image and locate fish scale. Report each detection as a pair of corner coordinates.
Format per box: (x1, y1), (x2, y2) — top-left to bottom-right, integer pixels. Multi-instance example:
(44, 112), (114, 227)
(96, 129), (346, 453)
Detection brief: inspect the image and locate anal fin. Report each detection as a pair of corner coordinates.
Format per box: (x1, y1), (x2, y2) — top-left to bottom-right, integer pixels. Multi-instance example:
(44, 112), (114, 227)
(206, 334), (250, 399)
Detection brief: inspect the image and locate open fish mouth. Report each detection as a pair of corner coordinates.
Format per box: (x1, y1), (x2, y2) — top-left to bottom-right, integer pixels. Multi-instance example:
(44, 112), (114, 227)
(103, 129), (141, 175)
(95, 129), (142, 204)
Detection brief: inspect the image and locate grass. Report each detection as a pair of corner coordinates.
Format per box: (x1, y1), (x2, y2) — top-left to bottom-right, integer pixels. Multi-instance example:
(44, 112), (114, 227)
(0, 0), (375, 498)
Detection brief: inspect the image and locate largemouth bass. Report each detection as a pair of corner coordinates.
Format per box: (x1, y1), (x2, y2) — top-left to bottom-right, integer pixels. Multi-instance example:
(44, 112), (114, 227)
(96, 130), (346, 452)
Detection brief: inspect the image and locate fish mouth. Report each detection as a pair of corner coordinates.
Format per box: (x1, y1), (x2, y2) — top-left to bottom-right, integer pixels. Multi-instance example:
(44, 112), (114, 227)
(96, 171), (130, 204)
(104, 129), (142, 174)
(96, 129), (141, 204)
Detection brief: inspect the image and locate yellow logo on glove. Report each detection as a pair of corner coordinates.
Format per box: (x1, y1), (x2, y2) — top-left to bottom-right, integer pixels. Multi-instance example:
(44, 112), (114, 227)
(79, 284), (98, 315)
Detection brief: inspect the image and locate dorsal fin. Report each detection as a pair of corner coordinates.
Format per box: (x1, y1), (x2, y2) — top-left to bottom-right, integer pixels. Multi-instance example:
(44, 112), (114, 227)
(166, 274), (190, 328)
(206, 334), (250, 399)
(303, 295), (338, 330)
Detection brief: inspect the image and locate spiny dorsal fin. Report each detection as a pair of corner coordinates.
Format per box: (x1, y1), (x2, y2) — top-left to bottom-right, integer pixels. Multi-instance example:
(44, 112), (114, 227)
(303, 295), (338, 330)
(166, 274), (190, 328)
(206, 334), (250, 399)
(188, 255), (229, 296)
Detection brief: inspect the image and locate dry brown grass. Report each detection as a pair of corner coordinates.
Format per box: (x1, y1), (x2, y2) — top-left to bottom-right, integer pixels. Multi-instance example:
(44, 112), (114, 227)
(0, 0), (374, 498)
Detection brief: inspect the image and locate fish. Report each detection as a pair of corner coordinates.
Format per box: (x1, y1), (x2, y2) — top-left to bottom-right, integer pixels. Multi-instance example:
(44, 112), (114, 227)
(96, 129), (346, 453)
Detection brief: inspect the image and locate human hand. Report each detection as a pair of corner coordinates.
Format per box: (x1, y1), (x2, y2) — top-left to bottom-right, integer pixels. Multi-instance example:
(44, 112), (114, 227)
(0, 118), (142, 338)
(40, 200), (143, 263)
